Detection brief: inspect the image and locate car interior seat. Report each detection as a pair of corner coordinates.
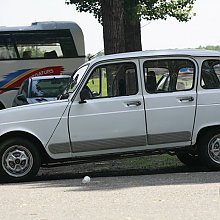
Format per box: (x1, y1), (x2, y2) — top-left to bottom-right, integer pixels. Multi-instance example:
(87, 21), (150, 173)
(146, 71), (157, 93)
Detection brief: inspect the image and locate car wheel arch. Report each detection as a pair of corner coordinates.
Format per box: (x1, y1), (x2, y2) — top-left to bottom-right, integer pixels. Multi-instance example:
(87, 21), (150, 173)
(196, 125), (220, 143)
(0, 131), (51, 164)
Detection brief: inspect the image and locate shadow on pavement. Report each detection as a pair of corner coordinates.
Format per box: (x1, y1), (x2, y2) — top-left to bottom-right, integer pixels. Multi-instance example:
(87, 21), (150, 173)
(1, 156), (219, 189)
(25, 166), (220, 192)
(20, 162), (220, 190)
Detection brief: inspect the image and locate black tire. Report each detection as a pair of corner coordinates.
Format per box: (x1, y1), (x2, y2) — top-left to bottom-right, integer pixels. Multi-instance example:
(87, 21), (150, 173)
(176, 151), (201, 167)
(198, 129), (220, 170)
(0, 103), (5, 110)
(0, 138), (41, 182)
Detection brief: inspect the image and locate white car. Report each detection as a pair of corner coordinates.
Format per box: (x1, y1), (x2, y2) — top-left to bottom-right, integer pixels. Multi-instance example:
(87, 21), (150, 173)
(12, 75), (71, 106)
(1, 49), (220, 182)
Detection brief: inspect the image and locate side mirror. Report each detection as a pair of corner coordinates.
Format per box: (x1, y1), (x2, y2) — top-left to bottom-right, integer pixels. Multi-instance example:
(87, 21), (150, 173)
(58, 93), (69, 100)
(79, 90), (88, 104)
(79, 86), (93, 104)
(17, 94), (28, 103)
(80, 90), (88, 101)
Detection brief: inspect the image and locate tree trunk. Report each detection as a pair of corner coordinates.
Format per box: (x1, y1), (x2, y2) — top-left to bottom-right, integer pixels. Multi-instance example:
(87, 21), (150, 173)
(124, 19), (142, 52)
(100, 0), (142, 55)
(101, 0), (125, 55)
(124, 0), (142, 52)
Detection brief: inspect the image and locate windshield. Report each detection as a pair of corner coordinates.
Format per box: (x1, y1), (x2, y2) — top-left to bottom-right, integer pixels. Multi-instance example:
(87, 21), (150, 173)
(66, 65), (88, 94)
(31, 77), (70, 98)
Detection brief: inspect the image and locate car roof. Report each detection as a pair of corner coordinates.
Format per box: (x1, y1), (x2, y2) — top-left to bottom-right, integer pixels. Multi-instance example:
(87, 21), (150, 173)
(88, 49), (220, 65)
(30, 75), (71, 80)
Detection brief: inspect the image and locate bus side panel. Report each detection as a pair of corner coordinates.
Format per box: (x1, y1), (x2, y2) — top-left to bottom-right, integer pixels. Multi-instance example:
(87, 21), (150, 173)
(0, 58), (85, 108)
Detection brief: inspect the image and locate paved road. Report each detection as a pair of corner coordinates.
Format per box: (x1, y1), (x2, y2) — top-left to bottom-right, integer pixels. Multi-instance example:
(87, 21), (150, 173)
(0, 171), (220, 220)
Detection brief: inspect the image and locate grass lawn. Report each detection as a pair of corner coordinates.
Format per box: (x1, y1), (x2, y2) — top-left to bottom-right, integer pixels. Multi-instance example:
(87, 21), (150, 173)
(51, 154), (184, 174)
(92, 154), (184, 172)
(39, 154), (186, 180)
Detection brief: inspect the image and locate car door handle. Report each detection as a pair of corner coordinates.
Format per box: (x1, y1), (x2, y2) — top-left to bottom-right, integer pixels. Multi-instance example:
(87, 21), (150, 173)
(178, 96), (194, 102)
(126, 101), (141, 107)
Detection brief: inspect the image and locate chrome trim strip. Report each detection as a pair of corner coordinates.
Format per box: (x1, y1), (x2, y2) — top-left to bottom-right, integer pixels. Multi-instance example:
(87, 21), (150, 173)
(48, 132), (190, 154)
(71, 135), (146, 153)
(48, 142), (71, 154)
(147, 131), (191, 145)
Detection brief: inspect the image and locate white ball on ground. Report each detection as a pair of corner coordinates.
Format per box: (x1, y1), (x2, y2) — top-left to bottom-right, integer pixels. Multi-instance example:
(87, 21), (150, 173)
(82, 176), (91, 184)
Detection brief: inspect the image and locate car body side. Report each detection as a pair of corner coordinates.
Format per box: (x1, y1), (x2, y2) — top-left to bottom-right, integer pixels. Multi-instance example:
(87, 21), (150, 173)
(0, 100), (71, 159)
(0, 49), (220, 164)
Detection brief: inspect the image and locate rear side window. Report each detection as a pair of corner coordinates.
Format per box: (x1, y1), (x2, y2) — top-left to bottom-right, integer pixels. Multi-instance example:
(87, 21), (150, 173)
(143, 59), (195, 93)
(201, 60), (220, 89)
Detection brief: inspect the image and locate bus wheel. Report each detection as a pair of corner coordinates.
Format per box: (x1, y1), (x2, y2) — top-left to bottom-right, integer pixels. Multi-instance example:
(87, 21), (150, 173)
(0, 138), (41, 182)
(198, 129), (220, 170)
(0, 103), (5, 110)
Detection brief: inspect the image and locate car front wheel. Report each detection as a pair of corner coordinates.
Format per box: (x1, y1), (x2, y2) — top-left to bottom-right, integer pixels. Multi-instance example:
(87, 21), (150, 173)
(0, 138), (41, 182)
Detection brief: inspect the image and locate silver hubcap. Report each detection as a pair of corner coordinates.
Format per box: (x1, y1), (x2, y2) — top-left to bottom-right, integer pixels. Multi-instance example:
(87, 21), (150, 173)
(2, 145), (33, 178)
(208, 135), (220, 164)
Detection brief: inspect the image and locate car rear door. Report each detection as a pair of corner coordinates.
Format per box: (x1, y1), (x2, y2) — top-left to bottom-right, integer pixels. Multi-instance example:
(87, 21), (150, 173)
(140, 57), (197, 148)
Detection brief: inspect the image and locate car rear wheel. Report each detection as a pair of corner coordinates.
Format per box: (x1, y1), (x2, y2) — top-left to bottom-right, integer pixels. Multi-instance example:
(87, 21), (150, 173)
(198, 130), (220, 170)
(0, 138), (41, 182)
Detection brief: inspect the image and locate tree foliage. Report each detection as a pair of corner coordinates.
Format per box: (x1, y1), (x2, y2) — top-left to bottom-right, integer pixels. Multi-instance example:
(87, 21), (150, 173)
(66, 0), (196, 23)
(66, 0), (196, 54)
(66, 0), (102, 23)
(136, 0), (195, 22)
(198, 45), (220, 51)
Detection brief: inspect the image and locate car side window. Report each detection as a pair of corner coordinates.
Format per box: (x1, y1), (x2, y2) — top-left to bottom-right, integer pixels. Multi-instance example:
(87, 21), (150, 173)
(83, 62), (138, 99)
(144, 59), (195, 93)
(201, 60), (220, 89)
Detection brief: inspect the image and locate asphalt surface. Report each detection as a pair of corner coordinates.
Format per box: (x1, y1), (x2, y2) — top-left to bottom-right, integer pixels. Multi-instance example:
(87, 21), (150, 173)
(0, 156), (219, 220)
(0, 170), (220, 220)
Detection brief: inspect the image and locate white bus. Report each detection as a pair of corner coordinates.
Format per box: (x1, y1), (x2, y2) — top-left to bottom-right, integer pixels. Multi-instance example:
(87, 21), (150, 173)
(0, 21), (85, 109)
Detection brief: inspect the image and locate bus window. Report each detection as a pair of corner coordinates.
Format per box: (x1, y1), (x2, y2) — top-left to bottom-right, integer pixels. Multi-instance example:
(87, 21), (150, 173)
(0, 35), (17, 59)
(14, 30), (78, 59)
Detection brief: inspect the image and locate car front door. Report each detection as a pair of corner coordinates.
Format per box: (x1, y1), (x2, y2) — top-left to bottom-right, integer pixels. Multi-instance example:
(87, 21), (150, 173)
(68, 60), (147, 155)
(140, 58), (197, 148)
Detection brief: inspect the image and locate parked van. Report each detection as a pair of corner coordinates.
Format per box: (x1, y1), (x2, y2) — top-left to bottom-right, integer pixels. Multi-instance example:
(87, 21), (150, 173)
(0, 49), (220, 182)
